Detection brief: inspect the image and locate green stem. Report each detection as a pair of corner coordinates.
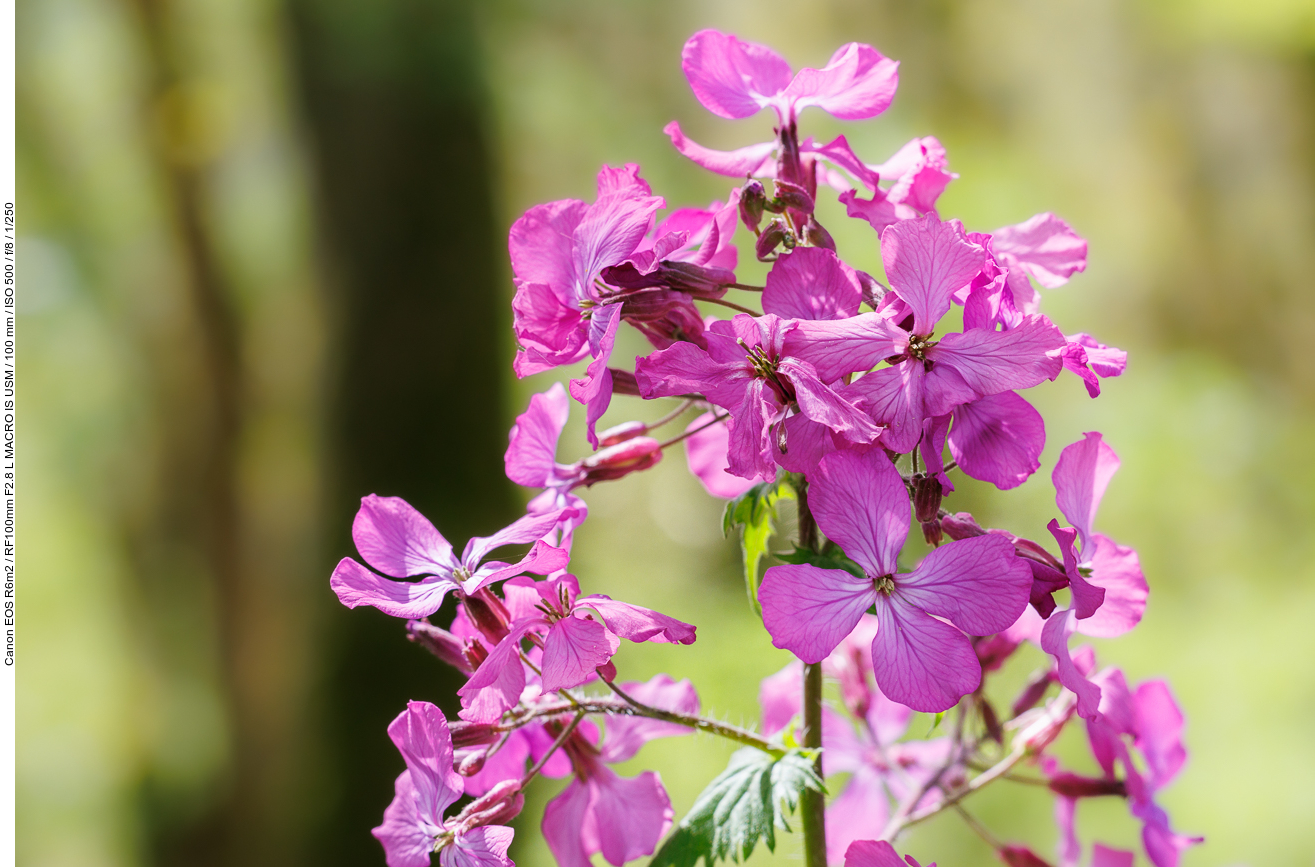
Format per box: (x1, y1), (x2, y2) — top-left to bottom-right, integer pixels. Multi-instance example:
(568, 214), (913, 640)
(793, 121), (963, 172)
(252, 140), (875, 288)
(795, 483), (828, 867)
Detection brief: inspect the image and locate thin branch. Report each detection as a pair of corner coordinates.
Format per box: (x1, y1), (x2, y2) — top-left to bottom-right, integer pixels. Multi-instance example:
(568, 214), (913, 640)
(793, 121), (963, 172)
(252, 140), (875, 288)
(699, 296), (762, 316)
(953, 804), (1003, 850)
(646, 398), (696, 432)
(604, 680), (785, 756)
(657, 411), (729, 449)
(728, 282), (764, 292)
(892, 742), (1031, 834)
(521, 710), (586, 786)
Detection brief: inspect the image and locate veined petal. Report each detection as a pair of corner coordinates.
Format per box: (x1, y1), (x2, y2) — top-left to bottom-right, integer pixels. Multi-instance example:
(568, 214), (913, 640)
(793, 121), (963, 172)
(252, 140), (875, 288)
(506, 383), (570, 488)
(725, 379), (779, 480)
(783, 42), (900, 120)
(635, 340), (747, 408)
(991, 212), (1087, 289)
(352, 494), (457, 578)
(680, 29), (793, 119)
(871, 597), (981, 713)
(577, 595), (697, 644)
(761, 563), (879, 663)
(511, 281), (589, 373)
(373, 772), (436, 867)
(800, 134), (881, 190)
(570, 304), (621, 448)
(872, 136), (949, 179)
(464, 510), (577, 567)
(784, 313), (908, 383)
(1074, 534), (1147, 638)
(541, 614), (620, 692)
(601, 675), (699, 764)
(439, 826), (515, 867)
(684, 413), (762, 499)
(541, 779), (594, 867)
(838, 188), (900, 233)
(1047, 520), (1106, 620)
(331, 557), (453, 619)
(591, 770), (674, 866)
(781, 358), (881, 443)
(896, 534), (1032, 635)
(572, 187), (664, 301)
(844, 362), (926, 454)
(843, 840), (910, 867)
(458, 619), (543, 723)
(826, 766), (891, 865)
(763, 247), (863, 321)
(386, 700), (463, 821)
(663, 122), (778, 176)
(808, 449), (909, 576)
(509, 198), (587, 290)
(928, 314), (1066, 397)
(1053, 432), (1120, 554)
(1040, 609), (1101, 720)
(464, 539), (572, 595)
(948, 391), (1045, 490)
(881, 216), (985, 335)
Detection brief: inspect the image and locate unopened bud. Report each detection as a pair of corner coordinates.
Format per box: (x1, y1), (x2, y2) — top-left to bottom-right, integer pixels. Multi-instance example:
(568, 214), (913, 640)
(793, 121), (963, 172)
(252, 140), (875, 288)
(999, 846), (1056, 867)
(406, 620), (474, 674)
(457, 750), (487, 777)
(449, 721), (499, 748)
(920, 520), (943, 547)
(941, 511), (987, 540)
(597, 420), (648, 447)
(617, 287), (686, 321)
(772, 180), (814, 215)
(462, 637), (490, 670)
(454, 779), (525, 830)
(609, 368), (641, 396)
(739, 180), (768, 233)
(803, 215), (835, 251)
(463, 590), (511, 644)
(596, 660), (617, 682)
(975, 632), (1022, 673)
(580, 437), (663, 484)
(655, 262), (736, 299)
(1046, 773), (1127, 799)
(756, 220), (790, 261)
(912, 474), (943, 524)
(856, 270), (887, 308)
(1011, 668), (1057, 717)
(978, 696), (1004, 745)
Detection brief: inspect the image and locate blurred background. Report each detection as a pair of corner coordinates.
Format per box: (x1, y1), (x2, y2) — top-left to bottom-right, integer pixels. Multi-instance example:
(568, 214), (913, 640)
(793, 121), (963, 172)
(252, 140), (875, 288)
(16, 0), (1315, 865)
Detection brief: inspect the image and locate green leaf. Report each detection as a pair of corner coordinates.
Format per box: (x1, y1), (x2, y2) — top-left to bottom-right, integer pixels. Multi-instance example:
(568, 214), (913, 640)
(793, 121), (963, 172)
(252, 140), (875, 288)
(722, 479), (796, 613)
(926, 711), (946, 736)
(775, 546), (866, 580)
(650, 748), (824, 867)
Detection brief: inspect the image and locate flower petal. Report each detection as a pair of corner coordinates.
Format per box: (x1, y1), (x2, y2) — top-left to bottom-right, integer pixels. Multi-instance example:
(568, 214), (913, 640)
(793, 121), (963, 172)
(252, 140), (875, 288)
(991, 212), (1087, 289)
(1133, 680), (1187, 791)
(760, 563), (880, 664)
(826, 766), (891, 864)
(929, 314), (1066, 398)
(601, 675), (699, 764)
(439, 826), (516, 867)
(843, 840), (909, 867)
(464, 539), (572, 596)
(782, 42), (900, 120)
(1075, 534), (1147, 638)
(1046, 520), (1106, 620)
(896, 534), (1033, 635)
(386, 700), (463, 821)
(781, 358), (881, 443)
(1040, 609), (1101, 720)
(809, 448), (909, 577)
(541, 614), (620, 692)
(881, 216), (985, 335)
(577, 595), (697, 644)
(1052, 432), (1120, 554)
(506, 383), (570, 488)
(948, 391), (1045, 490)
(464, 510), (577, 568)
(330, 557), (452, 619)
(509, 198), (587, 291)
(541, 779), (595, 867)
(457, 619), (543, 723)
(680, 29), (793, 119)
(373, 772), (435, 867)
(785, 313), (909, 383)
(569, 303), (621, 448)
(763, 247), (863, 321)
(684, 413), (762, 499)
(872, 597), (981, 712)
(353, 495), (458, 578)
(591, 769), (674, 866)
(662, 121), (778, 176)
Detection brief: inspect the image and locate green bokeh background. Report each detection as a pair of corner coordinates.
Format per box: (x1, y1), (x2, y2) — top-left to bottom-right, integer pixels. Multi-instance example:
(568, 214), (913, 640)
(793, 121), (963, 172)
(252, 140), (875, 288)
(18, 1), (1315, 865)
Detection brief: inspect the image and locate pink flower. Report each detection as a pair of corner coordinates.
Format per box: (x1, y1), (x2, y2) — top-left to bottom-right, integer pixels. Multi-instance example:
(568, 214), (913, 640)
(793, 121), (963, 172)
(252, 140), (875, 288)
(839, 137), (957, 232)
(636, 313), (880, 479)
(330, 495), (575, 620)
(845, 840), (934, 867)
(682, 411), (766, 499)
(758, 449), (1032, 711)
(373, 701), (515, 867)
(541, 675), (698, 867)
(456, 575), (695, 722)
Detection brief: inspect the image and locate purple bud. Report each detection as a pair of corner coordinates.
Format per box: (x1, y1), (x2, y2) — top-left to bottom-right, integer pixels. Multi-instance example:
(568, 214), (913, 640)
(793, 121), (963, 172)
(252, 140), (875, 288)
(463, 590), (511, 644)
(580, 437), (663, 485)
(597, 420), (648, 447)
(803, 215), (835, 252)
(999, 846), (1056, 867)
(596, 660), (617, 682)
(739, 180), (767, 233)
(462, 637), (489, 670)
(941, 511), (987, 540)
(979, 696), (1004, 745)
(453, 779), (525, 829)
(609, 368), (641, 396)
(457, 750), (487, 777)
(920, 520), (943, 547)
(755, 220), (789, 261)
(772, 180), (814, 215)
(856, 270), (887, 308)
(1011, 668), (1057, 717)
(449, 721), (499, 748)
(912, 474), (943, 524)
(1047, 773), (1127, 799)
(618, 288), (687, 321)
(406, 620), (474, 674)
(975, 632), (1021, 673)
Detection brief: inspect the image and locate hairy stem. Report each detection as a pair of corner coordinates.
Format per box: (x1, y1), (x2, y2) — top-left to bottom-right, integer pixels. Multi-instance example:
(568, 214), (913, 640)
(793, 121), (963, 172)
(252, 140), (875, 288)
(795, 484), (828, 867)
(699, 296), (763, 316)
(521, 710), (586, 786)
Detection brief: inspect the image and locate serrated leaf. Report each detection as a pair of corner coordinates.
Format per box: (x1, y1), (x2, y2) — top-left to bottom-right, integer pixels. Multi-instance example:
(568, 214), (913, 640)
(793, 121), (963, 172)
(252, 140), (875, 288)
(776, 546), (866, 580)
(650, 748), (824, 867)
(723, 480), (796, 613)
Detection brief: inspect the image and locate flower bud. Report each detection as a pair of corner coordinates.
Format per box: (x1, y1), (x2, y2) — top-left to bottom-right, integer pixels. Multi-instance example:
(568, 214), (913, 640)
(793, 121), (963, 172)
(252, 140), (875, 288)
(755, 220), (790, 261)
(617, 288), (687, 321)
(463, 590), (511, 644)
(979, 696), (1004, 744)
(856, 270), (887, 308)
(406, 620), (474, 674)
(941, 511), (987, 540)
(462, 637), (489, 669)
(1011, 668), (1057, 717)
(580, 437), (663, 485)
(609, 368), (641, 396)
(912, 474), (943, 524)
(1013, 691), (1075, 752)
(449, 721), (499, 748)
(453, 779), (525, 830)
(772, 180), (814, 215)
(597, 420), (648, 447)
(655, 261), (736, 299)
(456, 750), (487, 777)
(596, 660), (617, 682)
(920, 520), (943, 547)
(975, 632), (1022, 673)
(999, 845), (1055, 867)
(739, 180), (768, 233)
(803, 215), (835, 252)
(1046, 773), (1127, 799)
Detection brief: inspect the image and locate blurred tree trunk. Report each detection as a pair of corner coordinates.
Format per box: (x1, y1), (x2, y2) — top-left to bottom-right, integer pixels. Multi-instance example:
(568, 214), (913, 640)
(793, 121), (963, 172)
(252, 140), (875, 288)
(285, 1), (515, 864)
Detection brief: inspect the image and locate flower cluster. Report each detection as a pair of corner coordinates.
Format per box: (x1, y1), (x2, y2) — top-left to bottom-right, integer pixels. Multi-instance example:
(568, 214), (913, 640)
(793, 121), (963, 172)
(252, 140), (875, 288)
(331, 27), (1199, 867)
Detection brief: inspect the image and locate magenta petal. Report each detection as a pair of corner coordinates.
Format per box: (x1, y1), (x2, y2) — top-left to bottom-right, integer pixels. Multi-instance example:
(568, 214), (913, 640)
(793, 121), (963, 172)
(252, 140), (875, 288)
(577, 595), (697, 644)
(541, 615), (620, 693)
(781, 358), (881, 443)
(601, 675), (699, 763)
(511, 281), (589, 374)
(948, 391), (1045, 490)
(458, 619), (542, 722)
(809, 449), (909, 576)
(387, 700), (463, 820)
(1091, 844), (1135, 867)
(897, 534), (1032, 635)
(684, 413), (761, 499)
(439, 826), (515, 867)
(635, 340), (746, 407)
(758, 662), (803, 735)
(844, 840), (908, 867)
(1075, 535), (1147, 638)
(1053, 793), (1081, 867)
(331, 557), (453, 619)
(569, 304), (621, 448)
(1046, 520), (1106, 620)
(373, 772), (436, 867)
(826, 767), (890, 864)
(542, 778), (595, 867)
(763, 247), (863, 321)
(783, 42), (900, 120)
(801, 134), (881, 190)
(929, 315), (1066, 397)
(680, 29), (792, 119)
(353, 494), (458, 578)
(873, 136), (948, 179)
(465, 510), (576, 567)
(506, 383), (570, 488)
(726, 379), (779, 480)
(774, 411), (844, 476)
(1137, 803), (1203, 867)
(991, 212), (1087, 289)
(1052, 432), (1120, 554)
(872, 597), (981, 713)
(785, 313), (908, 383)
(1133, 680), (1187, 790)
(1040, 609), (1101, 720)
(465, 539), (572, 595)
(839, 188), (900, 233)
(662, 122), (777, 177)
(509, 198), (587, 290)
(1072, 333), (1127, 379)
(462, 728), (531, 797)
(760, 563), (879, 664)
(847, 362), (926, 454)
(881, 216), (985, 335)
(591, 770), (674, 866)
(886, 164), (954, 213)
(573, 187), (664, 301)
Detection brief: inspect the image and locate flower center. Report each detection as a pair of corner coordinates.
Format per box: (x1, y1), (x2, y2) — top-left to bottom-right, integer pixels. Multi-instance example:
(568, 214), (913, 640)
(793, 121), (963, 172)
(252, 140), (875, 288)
(738, 339), (796, 404)
(906, 334), (937, 371)
(874, 574), (896, 595)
